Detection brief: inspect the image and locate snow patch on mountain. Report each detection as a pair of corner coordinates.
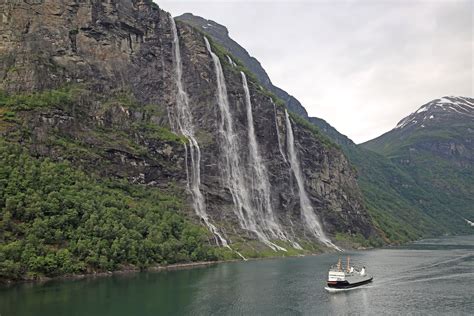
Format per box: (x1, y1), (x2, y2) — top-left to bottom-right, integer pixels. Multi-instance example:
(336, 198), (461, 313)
(416, 106), (429, 113)
(394, 96), (474, 130)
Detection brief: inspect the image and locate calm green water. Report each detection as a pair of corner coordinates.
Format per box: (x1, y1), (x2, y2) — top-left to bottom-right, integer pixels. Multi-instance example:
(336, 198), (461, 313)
(1, 235), (473, 315)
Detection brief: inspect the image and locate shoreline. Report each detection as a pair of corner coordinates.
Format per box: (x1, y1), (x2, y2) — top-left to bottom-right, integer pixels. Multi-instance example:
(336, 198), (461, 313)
(7, 235), (452, 287)
(0, 242), (380, 287)
(0, 247), (354, 287)
(0, 259), (242, 287)
(2, 248), (341, 287)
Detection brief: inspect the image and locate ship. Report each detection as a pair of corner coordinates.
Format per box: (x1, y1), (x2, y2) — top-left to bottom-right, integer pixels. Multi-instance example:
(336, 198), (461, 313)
(325, 256), (373, 292)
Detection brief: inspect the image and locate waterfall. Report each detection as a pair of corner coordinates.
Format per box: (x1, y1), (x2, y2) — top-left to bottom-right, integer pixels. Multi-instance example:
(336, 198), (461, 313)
(226, 55), (237, 67)
(204, 37), (286, 252)
(284, 110), (340, 251)
(241, 71), (293, 251)
(169, 17), (228, 247)
(273, 102), (288, 163)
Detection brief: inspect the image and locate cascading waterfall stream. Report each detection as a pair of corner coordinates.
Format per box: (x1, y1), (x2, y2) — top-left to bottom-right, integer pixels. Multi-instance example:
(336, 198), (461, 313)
(169, 17), (229, 248)
(226, 55), (237, 67)
(284, 110), (341, 251)
(204, 37), (285, 252)
(273, 102), (288, 163)
(241, 71), (295, 251)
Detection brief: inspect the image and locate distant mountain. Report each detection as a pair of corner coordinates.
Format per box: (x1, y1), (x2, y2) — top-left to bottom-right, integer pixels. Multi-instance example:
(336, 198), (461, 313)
(313, 96), (474, 239)
(363, 96), (474, 232)
(176, 13), (308, 117)
(364, 96), (474, 165)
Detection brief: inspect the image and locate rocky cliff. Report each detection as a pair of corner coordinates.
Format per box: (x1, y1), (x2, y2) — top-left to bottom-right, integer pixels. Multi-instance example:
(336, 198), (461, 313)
(0, 0), (377, 261)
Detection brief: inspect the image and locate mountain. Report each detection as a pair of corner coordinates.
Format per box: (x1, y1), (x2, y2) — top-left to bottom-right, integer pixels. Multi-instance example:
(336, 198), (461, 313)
(362, 96), (474, 231)
(364, 96), (474, 165)
(0, 0), (378, 281)
(179, 13), (474, 242)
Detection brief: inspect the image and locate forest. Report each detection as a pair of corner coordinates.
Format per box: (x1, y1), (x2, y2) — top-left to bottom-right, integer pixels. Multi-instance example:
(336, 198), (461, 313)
(0, 141), (222, 281)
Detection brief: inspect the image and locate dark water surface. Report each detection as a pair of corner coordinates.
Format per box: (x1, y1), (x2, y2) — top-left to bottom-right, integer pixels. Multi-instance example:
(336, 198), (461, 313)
(2, 235), (473, 315)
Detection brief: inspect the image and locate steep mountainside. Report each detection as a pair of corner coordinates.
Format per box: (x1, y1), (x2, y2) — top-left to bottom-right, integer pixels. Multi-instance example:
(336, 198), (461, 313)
(183, 13), (474, 240)
(363, 97), (474, 230)
(0, 0), (378, 280)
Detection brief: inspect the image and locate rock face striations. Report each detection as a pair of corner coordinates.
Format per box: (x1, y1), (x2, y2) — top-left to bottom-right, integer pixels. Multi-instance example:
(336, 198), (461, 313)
(0, 0), (377, 253)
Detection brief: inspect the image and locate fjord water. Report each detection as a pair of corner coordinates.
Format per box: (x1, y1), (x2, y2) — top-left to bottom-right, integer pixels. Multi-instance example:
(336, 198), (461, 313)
(2, 235), (473, 315)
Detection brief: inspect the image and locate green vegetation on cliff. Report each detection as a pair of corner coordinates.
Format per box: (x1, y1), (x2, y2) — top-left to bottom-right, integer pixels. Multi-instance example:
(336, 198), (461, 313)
(0, 87), (81, 111)
(344, 146), (443, 243)
(0, 141), (220, 281)
(288, 111), (340, 150)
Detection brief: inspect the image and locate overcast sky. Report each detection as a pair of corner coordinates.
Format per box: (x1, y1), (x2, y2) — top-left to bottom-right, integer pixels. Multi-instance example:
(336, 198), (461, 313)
(157, 0), (473, 143)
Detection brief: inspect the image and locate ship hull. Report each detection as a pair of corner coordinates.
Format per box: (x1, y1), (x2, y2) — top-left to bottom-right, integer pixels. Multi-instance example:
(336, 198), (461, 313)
(326, 277), (373, 289)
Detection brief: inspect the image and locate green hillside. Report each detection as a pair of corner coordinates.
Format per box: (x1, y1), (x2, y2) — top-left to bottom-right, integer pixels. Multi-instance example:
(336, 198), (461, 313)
(362, 96), (474, 235)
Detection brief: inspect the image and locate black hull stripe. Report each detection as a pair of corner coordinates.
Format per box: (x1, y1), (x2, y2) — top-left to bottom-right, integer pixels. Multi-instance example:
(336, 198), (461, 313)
(327, 278), (373, 289)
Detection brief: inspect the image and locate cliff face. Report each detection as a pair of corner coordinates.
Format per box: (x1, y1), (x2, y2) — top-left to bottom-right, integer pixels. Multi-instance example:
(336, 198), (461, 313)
(0, 0), (376, 252)
(1, 0), (187, 188)
(1, 0), (172, 103)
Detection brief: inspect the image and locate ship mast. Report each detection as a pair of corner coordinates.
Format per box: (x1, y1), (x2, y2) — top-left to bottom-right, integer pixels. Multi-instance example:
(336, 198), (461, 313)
(337, 258), (342, 271)
(346, 256), (350, 273)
